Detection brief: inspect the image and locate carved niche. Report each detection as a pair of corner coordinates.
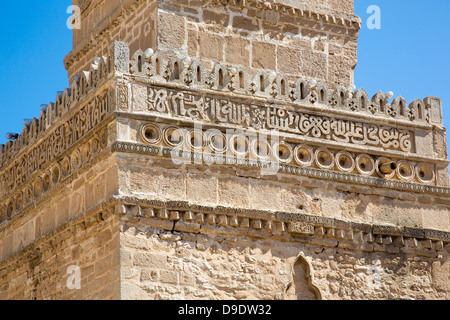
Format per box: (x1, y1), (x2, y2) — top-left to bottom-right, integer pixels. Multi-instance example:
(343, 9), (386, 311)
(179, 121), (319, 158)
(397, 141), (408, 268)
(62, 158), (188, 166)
(284, 253), (322, 300)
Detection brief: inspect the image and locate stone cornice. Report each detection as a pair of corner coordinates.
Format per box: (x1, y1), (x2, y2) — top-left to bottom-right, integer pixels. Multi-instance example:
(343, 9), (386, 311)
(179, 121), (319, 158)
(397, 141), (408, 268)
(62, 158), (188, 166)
(123, 44), (445, 133)
(111, 141), (450, 198)
(212, 0), (362, 28)
(113, 195), (450, 256)
(2, 194), (447, 271)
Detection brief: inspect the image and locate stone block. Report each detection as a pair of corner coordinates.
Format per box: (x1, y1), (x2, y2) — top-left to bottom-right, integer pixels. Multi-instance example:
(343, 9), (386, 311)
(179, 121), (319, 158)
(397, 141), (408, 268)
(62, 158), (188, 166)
(218, 177), (250, 208)
(41, 207), (56, 236)
(187, 25), (199, 56)
(433, 129), (448, 159)
(56, 196), (70, 227)
(110, 41), (130, 73)
(158, 10), (185, 49)
(277, 46), (301, 75)
(141, 268), (160, 282)
(69, 189), (86, 219)
(203, 9), (230, 31)
(133, 252), (168, 269)
(232, 15), (259, 32)
(300, 50), (327, 80)
(415, 129), (434, 158)
(160, 270), (179, 284)
(186, 174), (218, 205)
(250, 180), (282, 211)
(252, 41), (276, 70)
(225, 36), (250, 66)
(199, 31), (224, 61)
(126, 165), (186, 200)
(422, 206), (450, 232)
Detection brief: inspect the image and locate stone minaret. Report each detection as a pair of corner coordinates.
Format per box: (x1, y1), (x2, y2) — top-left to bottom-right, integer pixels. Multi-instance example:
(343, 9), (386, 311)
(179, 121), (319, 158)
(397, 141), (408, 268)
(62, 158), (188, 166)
(65, 0), (360, 87)
(0, 0), (449, 300)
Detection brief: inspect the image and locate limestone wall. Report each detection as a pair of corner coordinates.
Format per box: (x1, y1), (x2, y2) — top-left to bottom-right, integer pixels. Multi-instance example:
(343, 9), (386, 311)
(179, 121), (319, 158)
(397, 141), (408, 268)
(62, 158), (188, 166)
(67, 0), (158, 81)
(116, 153), (450, 232)
(120, 224), (448, 300)
(0, 207), (120, 300)
(66, 0), (359, 87)
(1, 39), (448, 300)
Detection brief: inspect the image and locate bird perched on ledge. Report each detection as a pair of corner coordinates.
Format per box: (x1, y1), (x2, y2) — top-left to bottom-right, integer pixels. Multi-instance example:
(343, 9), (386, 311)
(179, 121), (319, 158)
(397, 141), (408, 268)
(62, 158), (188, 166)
(5, 133), (19, 140)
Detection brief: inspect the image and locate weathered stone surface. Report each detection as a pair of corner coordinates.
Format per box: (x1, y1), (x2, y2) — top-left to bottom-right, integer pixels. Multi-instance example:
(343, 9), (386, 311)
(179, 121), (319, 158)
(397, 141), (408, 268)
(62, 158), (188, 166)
(0, 0), (449, 301)
(64, 0), (361, 87)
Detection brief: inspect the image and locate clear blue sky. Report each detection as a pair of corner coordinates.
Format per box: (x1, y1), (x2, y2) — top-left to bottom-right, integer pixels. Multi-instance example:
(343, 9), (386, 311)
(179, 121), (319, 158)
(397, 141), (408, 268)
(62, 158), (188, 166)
(0, 1), (449, 150)
(354, 0), (450, 149)
(0, 1), (72, 145)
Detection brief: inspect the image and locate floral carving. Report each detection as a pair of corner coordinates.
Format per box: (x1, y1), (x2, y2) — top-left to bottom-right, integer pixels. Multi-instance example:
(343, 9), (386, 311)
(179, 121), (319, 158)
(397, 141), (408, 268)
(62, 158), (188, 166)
(289, 86), (298, 101)
(348, 99), (358, 111)
(368, 103), (378, 114)
(248, 81), (258, 94)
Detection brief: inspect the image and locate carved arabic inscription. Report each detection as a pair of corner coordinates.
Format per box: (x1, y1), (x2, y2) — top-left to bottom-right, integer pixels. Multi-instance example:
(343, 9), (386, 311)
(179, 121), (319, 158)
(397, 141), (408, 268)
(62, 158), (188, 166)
(147, 86), (412, 153)
(0, 90), (111, 197)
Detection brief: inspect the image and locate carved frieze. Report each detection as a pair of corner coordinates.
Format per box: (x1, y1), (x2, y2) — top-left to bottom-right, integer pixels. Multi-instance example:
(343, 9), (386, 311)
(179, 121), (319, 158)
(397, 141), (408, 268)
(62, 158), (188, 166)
(132, 122), (431, 185)
(0, 89), (111, 199)
(112, 197), (450, 256)
(112, 140), (448, 196)
(146, 86), (413, 153)
(0, 126), (109, 225)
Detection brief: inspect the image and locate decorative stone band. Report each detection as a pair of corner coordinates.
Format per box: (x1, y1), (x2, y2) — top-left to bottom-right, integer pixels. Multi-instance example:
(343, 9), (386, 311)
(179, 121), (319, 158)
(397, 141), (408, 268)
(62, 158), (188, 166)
(112, 141), (450, 196)
(113, 196), (450, 257)
(3, 40), (445, 175)
(145, 85), (413, 153)
(0, 89), (112, 197)
(0, 126), (110, 225)
(134, 121), (437, 184)
(126, 46), (443, 128)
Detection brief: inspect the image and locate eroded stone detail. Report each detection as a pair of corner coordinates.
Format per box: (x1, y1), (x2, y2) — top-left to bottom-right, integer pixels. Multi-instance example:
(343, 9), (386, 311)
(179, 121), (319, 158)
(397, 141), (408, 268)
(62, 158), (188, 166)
(0, 0), (448, 298)
(113, 196), (450, 256)
(145, 86), (413, 152)
(0, 126), (109, 225)
(0, 90), (112, 200)
(284, 252), (322, 300)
